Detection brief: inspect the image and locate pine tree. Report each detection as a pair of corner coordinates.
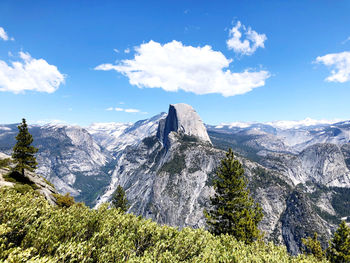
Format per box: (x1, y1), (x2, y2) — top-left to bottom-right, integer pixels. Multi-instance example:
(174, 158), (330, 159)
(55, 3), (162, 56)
(111, 185), (130, 212)
(302, 232), (325, 260)
(327, 220), (350, 263)
(12, 118), (38, 176)
(204, 148), (263, 244)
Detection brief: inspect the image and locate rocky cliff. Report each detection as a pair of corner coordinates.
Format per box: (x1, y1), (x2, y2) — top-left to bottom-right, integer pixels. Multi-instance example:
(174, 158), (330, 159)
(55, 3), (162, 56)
(157, 103), (211, 148)
(1, 104), (349, 254)
(0, 153), (58, 205)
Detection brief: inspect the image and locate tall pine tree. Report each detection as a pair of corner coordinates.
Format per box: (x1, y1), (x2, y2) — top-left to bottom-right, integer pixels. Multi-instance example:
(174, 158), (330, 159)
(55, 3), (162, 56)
(204, 148), (263, 244)
(302, 232), (325, 260)
(327, 220), (350, 263)
(12, 118), (38, 176)
(111, 185), (130, 212)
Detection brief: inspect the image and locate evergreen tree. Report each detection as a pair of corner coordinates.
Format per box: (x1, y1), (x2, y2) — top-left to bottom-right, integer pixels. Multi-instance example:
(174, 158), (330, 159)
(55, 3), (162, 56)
(111, 185), (130, 212)
(204, 148), (263, 244)
(12, 118), (38, 176)
(302, 232), (325, 260)
(327, 220), (350, 263)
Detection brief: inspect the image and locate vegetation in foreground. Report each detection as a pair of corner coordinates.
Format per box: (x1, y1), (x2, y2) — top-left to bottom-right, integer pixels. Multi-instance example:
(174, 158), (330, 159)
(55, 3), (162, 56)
(0, 187), (325, 263)
(205, 148), (263, 244)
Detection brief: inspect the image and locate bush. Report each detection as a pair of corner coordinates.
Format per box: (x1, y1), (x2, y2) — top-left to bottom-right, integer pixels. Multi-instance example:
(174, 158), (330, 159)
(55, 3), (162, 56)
(0, 158), (11, 168)
(0, 187), (328, 262)
(13, 184), (36, 194)
(3, 171), (35, 185)
(53, 193), (75, 208)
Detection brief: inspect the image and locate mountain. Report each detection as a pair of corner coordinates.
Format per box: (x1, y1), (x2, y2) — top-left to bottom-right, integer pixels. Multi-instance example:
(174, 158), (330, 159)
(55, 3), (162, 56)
(91, 103), (340, 254)
(87, 113), (166, 153)
(1, 105), (349, 254)
(0, 114), (166, 206)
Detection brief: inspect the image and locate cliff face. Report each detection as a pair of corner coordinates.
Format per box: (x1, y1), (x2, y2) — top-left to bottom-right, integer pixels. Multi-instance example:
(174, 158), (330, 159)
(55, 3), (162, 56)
(281, 190), (332, 255)
(157, 103), (211, 147)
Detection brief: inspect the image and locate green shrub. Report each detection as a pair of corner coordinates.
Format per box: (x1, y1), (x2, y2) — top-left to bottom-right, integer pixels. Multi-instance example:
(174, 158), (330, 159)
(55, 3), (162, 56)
(13, 184), (36, 194)
(302, 232), (325, 260)
(0, 187), (328, 262)
(0, 158), (11, 168)
(53, 193), (75, 208)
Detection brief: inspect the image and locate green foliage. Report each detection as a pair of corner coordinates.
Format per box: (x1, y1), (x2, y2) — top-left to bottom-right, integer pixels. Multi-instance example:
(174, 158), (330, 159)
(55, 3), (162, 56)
(327, 221), (350, 263)
(53, 193), (75, 208)
(302, 232), (325, 261)
(13, 184), (37, 194)
(204, 148), (264, 244)
(12, 118), (38, 176)
(159, 153), (186, 174)
(111, 185), (130, 212)
(0, 187), (327, 262)
(3, 171), (39, 193)
(0, 158), (11, 168)
(4, 171), (34, 185)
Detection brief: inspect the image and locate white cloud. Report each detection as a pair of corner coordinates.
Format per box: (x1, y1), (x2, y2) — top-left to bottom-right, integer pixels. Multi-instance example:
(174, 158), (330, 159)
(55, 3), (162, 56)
(341, 37), (350, 45)
(124, 108), (139, 113)
(114, 48), (119, 53)
(227, 21), (267, 56)
(315, 51), (350, 83)
(95, 40), (270, 97)
(0, 27), (14, 41)
(124, 48), (130, 54)
(105, 106), (142, 113)
(0, 52), (65, 93)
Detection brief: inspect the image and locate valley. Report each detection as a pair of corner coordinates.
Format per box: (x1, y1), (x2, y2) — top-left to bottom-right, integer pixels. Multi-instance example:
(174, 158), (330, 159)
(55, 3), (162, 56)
(0, 103), (349, 254)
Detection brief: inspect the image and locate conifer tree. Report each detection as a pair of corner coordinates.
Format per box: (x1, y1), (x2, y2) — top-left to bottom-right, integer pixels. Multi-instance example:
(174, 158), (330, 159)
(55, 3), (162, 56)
(204, 148), (263, 244)
(111, 185), (130, 212)
(302, 232), (325, 260)
(12, 118), (38, 176)
(327, 220), (350, 263)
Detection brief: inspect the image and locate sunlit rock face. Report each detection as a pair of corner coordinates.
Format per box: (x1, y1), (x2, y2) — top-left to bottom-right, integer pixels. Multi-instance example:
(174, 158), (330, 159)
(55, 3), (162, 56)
(158, 103), (211, 148)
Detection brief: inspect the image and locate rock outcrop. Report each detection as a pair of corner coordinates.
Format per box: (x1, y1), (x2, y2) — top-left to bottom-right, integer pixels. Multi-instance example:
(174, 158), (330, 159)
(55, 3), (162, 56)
(0, 153), (58, 205)
(157, 103), (211, 147)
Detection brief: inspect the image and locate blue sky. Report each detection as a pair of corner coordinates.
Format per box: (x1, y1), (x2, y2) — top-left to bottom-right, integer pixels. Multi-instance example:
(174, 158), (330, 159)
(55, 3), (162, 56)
(0, 0), (350, 126)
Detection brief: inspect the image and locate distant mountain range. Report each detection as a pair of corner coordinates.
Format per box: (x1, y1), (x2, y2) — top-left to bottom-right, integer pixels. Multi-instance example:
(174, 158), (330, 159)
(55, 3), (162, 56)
(0, 104), (349, 254)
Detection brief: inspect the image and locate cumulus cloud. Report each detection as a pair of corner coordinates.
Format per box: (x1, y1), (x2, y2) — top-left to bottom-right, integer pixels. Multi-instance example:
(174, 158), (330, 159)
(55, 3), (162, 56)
(0, 27), (14, 41)
(95, 40), (270, 97)
(124, 48), (130, 54)
(105, 107), (142, 113)
(315, 51), (350, 83)
(227, 21), (267, 56)
(0, 52), (65, 93)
